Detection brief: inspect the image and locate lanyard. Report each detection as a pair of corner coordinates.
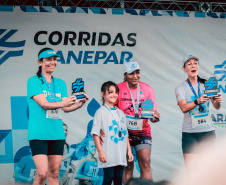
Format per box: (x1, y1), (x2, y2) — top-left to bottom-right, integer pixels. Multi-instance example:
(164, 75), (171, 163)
(127, 82), (140, 116)
(187, 79), (203, 106)
(104, 104), (121, 129)
(41, 73), (57, 102)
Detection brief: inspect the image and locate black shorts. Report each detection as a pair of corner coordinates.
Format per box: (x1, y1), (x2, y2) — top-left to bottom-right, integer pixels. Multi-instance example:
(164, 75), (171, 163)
(29, 140), (65, 156)
(182, 131), (216, 154)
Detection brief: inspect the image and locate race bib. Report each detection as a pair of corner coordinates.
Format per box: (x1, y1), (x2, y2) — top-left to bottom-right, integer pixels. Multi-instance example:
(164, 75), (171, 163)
(46, 108), (62, 119)
(126, 115), (143, 130)
(191, 112), (212, 129)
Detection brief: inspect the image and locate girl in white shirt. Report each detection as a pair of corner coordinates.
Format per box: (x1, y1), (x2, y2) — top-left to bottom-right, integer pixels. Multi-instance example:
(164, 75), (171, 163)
(91, 81), (133, 185)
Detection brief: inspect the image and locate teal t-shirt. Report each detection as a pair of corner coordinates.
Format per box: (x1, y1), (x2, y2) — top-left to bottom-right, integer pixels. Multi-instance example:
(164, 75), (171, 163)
(27, 75), (68, 140)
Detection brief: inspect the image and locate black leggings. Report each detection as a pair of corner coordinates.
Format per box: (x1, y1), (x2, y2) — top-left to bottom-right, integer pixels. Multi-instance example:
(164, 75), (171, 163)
(102, 165), (124, 185)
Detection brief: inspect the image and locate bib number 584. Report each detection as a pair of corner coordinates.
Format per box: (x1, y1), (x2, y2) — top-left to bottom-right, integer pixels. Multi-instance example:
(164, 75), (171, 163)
(198, 119), (206, 124)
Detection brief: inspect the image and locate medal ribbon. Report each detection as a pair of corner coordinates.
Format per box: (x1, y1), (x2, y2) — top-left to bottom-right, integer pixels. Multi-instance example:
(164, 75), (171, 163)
(104, 103), (121, 130)
(127, 82), (140, 117)
(187, 79), (204, 108)
(41, 73), (57, 102)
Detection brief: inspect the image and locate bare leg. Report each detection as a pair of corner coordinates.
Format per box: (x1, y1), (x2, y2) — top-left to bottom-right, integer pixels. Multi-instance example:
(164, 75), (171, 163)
(184, 154), (198, 172)
(32, 155), (48, 185)
(137, 149), (152, 180)
(47, 155), (63, 185)
(123, 160), (134, 183)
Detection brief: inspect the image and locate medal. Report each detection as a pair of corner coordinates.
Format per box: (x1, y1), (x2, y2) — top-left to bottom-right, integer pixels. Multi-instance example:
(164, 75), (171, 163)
(41, 73), (57, 101)
(135, 113), (139, 119)
(199, 106), (204, 113)
(187, 79), (206, 113)
(127, 82), (140, 120)
(104, 104), (122, 138)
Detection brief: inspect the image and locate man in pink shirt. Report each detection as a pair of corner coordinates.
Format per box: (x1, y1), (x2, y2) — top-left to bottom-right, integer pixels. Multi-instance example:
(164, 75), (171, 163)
(117, 61), (160, 182)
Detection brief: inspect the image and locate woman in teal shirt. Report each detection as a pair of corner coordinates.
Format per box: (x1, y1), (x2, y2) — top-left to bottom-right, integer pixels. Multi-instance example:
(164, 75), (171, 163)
(27, 47), (88, 185)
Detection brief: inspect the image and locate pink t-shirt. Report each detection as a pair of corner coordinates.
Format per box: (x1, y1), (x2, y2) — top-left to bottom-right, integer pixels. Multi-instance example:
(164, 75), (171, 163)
(117, 81), (157, 140)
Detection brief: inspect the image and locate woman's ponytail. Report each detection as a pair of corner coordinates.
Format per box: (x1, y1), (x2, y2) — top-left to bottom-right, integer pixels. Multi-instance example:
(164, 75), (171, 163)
(197, 75), (206, 84)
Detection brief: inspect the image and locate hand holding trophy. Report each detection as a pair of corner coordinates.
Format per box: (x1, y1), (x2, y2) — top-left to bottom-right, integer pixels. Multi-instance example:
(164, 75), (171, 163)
(141, 99), (154, 119)
(204, 77), (220, 98)
(72, 78), (86, 100)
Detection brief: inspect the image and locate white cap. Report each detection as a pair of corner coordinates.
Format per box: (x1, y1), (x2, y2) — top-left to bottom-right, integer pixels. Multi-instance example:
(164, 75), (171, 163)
(183, 55), (199, 66)
(123, 61), (140, 74)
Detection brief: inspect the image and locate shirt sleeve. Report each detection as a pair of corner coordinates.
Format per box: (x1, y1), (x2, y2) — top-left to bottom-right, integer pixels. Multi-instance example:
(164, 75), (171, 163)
(27, 77), (43, 99)
(91, 109), (102, 136)
(175, 85), (186, 104)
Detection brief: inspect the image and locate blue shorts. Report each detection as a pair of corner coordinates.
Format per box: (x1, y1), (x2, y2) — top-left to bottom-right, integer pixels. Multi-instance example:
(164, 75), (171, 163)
(29, 140), (65, 156)
(182, 131), (215, 154)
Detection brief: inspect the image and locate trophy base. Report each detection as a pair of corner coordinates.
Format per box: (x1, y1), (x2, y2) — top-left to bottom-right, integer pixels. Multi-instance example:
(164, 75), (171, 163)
(206, 94), (220, 98)
(204, 89), (219, 98)
(72, 92), (85, 100)
(141, 115), (154, 119)
(141, 111), (154, 119)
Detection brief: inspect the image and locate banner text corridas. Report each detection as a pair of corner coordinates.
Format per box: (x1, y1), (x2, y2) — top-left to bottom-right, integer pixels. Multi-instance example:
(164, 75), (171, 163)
(34, 31), (137, 64)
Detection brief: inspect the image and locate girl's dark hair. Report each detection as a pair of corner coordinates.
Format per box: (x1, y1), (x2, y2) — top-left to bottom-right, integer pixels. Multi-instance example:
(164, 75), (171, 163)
(36, 47), (53, 83)
(101, 81), (119, 105)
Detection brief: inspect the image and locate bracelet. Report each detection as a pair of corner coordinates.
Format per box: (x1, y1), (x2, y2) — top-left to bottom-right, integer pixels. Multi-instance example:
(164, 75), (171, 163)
(194, 99), (199, 105)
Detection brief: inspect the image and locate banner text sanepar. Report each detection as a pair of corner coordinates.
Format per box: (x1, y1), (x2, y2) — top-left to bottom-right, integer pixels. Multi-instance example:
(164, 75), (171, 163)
(55, 50), (132, 64)
(34, 31), (136, 46)
(34, 31), (136, 64)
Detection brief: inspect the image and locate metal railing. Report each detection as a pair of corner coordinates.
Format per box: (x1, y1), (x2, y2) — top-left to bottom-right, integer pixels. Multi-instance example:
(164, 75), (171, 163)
(0, 0), (226, 13)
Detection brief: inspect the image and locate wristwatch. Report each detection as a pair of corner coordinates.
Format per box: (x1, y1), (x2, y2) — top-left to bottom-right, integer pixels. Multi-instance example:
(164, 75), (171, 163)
(194, 99), (199, 105)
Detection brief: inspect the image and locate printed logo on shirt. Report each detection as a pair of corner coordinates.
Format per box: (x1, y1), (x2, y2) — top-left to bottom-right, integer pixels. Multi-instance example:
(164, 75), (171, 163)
(189, 95), (209, 115)
(140, 94), (144, 98)
(43, 90), (61, 99)
(56, 93), (61, 98)
(109, 120), (127, 144)
(43, 90), (48, 97)
(121, 117), (125, 123)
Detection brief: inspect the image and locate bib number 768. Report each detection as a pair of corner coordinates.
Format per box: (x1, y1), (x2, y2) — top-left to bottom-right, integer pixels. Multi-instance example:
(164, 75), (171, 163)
(129, 121), (137, 126)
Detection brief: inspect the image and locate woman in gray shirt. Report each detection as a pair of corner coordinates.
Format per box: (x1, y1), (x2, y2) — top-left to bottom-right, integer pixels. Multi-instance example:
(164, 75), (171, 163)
(175, 55), (222, 170)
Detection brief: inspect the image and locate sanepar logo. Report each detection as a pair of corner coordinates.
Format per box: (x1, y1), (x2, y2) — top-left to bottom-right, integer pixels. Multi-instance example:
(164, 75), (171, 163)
(204, 77), (218, 90)
(214, 60), (226, 93)
(214, 60), (226, 81)
(0, 29), (26, 65)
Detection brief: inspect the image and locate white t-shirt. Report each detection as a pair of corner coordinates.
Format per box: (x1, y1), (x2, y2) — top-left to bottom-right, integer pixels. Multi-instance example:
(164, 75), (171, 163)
(91, 106), (128, 168)
(175, 81), (215, 133)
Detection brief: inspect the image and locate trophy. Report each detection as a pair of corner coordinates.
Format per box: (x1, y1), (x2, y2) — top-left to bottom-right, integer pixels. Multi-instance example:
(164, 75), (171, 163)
(141, 99), (154, 119)
(72, 78), (86, 100)
(204, 77), (219, 98)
